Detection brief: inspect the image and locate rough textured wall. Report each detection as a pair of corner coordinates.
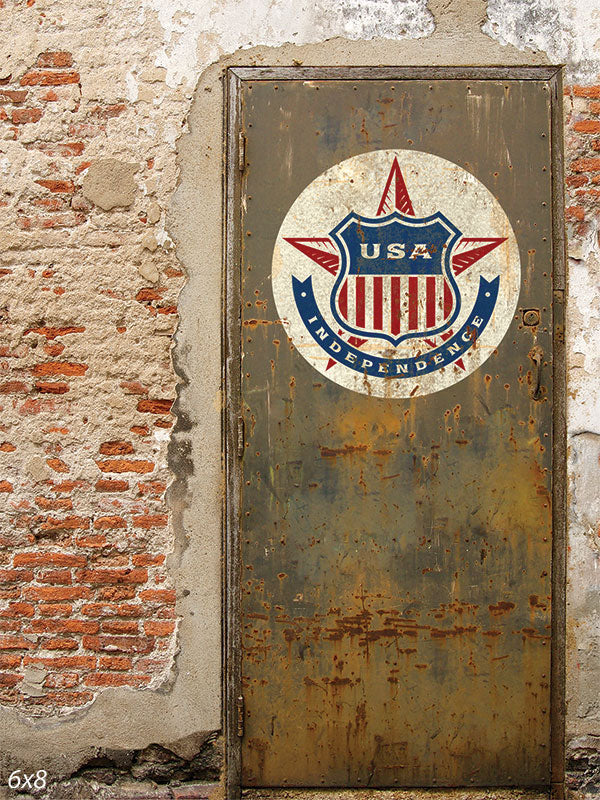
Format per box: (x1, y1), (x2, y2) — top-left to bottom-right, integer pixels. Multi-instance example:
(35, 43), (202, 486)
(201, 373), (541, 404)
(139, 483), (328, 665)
(0, 0), (599, 794)
(0, 51), (185, 709)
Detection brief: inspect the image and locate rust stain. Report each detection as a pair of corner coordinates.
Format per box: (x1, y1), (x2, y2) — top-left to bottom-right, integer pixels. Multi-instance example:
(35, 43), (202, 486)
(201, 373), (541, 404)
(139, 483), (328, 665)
(320, 443), (369, 457)
(488, 600), (516, 616)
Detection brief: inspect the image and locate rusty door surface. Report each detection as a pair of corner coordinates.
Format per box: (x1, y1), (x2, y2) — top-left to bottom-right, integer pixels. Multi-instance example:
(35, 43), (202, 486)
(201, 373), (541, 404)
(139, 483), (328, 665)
(226, 68), (564, 791)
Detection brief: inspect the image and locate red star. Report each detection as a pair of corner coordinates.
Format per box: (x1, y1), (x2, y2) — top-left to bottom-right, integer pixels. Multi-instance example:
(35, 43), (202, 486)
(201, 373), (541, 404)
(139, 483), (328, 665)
(285, 158), (506, 372)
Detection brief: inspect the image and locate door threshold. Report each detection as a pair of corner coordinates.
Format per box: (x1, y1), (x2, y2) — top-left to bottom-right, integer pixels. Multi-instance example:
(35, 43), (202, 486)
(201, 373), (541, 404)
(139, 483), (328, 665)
(243, 790), (550, 800)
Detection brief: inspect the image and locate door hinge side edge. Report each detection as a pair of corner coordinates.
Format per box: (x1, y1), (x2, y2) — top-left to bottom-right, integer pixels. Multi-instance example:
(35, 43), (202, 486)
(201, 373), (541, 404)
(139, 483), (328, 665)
(238, 132), (246, 172)
(236, 694), (245, 737)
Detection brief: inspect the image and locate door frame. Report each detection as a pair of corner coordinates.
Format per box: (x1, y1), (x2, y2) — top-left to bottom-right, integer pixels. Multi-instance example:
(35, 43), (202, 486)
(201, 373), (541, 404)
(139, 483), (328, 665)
(223, 65), (566, 800)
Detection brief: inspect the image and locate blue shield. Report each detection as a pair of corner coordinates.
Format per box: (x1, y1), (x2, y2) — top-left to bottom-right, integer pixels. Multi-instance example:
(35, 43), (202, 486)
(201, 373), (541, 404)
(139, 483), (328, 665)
(329, 211), (462, 346)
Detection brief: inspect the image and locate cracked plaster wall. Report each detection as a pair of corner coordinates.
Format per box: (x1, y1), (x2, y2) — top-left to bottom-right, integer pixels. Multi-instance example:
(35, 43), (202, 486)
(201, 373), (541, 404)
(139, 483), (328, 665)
(0, 0), (599, 791)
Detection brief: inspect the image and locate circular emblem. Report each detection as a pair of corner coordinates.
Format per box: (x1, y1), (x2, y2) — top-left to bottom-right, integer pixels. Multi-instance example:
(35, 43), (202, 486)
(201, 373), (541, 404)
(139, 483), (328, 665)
(272, 149), (521, 398)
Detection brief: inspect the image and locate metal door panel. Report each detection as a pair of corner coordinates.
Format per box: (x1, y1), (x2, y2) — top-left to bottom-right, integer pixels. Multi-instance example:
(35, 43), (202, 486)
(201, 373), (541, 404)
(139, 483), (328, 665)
(225, 69), (564, 791)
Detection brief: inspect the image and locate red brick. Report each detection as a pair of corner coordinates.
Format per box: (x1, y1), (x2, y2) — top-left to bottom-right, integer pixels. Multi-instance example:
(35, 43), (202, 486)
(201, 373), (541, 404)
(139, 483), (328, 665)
(0, 602), (35, 618)
(566, 206), (586, 221)
(0, 481), (13, 493)
(82, 603), (143, 618)
(17, 212), (85, 230)
(84, 673), (151, 687)
(95, 479), (129, 492)
(97, 586), (137, 601)
(39, 690), (94, 706)
(26, 619), (99, 634)
(40, 637), (78, 650)
(96, 459), (154, 474)
(0, 89), (28, 103)
(120, 381), (148, 395)
(76, 534), (106, 548)
(139, 589), (176, 604)
(51, 480), (88, 493)
(90, 103), (126, 118)
(35, 496), (73, 510)
(136, 398), (173, 414)
(132, 554), (165, 567)
(14, 552), (85, 567)
(566, 175), (588, 188)
(25, 325), (85, 340)
(37, 569), (72, 585)
(20, 70), (80, 86)
(130, 425), (149, 436)
(136, 288), (165, 302)
(35, 179), (75, 193)
(0, 569), (34, 583)
(99, 655), (132, 670)
(45, 343), (65, 356)
(571, 157), (600, 172)
(39, 515), (89, 533)
(82, 635), (155, 654)
(46, 457), (70, 473)
(44, 672), (79, 688)
(38, 603), (72, 617)
(137, 480), (166, 497)
(102, 620), (138, 635)
(0, 672), (22, 686)
(0, 654), (21, 669)
(11, 108), (42, 124)
(94, 515), (127, 530)
(32, 362), (87, 376)
(23, 655), (96, 669)
(0, 620), (21, 632)
(35, 381), (69, 394)
(32, 197), (67, 211)
(132, 514), (168, 529)
(24, 586), (92, 601)
(574, 119), (600, 133)
(79, 567), (147, 585)
(35, 51), (73, 68)
(18, 397), (57, 415)
(572, 85), (600, 98)
(144, 620), (175, 636)
(0, 380), (28, 393)
(0, 635), (36, 650)
(29, 141), (85, 157)
(99, 440), (134, 456)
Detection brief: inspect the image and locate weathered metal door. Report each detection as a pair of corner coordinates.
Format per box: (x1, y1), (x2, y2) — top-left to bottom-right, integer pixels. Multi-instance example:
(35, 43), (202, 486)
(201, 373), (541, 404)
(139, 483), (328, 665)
(225, 67), (565, 793)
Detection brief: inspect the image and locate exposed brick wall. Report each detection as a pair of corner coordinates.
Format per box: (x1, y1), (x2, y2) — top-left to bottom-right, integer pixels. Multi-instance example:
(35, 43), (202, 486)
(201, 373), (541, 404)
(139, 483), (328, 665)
(564, 84), (600, 235)
(0, 50), (183, 714)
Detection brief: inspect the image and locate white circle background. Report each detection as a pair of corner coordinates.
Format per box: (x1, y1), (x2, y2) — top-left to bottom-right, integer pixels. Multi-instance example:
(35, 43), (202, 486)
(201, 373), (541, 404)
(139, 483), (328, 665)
(272, 149), (521, 398)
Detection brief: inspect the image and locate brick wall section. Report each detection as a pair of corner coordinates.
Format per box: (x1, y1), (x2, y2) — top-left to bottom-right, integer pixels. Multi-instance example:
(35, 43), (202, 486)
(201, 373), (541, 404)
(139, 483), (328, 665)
(564, 84), (600, 234)
(0, 51), (183, 713)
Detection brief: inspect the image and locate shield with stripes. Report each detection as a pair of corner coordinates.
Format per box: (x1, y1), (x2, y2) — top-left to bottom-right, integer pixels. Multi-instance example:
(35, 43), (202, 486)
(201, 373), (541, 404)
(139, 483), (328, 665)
(329, 210), (462, 347)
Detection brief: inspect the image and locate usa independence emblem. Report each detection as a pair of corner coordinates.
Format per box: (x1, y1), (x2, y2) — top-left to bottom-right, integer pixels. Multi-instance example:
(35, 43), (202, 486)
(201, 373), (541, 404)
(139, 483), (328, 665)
(272, 150), (521, 398)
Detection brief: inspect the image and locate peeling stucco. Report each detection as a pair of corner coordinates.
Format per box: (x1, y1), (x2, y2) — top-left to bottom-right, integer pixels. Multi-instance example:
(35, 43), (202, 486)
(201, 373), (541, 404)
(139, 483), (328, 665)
(485, 0), (600, 82)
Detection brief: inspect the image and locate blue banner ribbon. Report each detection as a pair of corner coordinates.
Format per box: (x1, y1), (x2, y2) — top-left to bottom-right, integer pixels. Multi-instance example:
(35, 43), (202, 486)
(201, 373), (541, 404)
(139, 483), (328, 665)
(292, 275), (499, 379)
